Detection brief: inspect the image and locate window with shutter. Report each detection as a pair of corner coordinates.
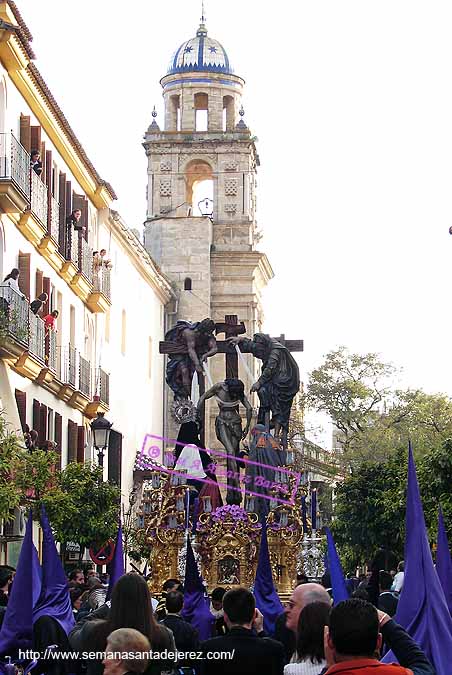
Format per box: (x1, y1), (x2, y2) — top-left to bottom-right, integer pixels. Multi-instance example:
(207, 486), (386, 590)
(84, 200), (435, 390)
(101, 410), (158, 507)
(39, 403), (47, 446)
(54, 413), (62, 468)
(32, 399), (40, 436)
(108, 430), (122, 487)
(40, 141), (46, 181)
(58, 173), (68, 253)
(77, 426), (85, 463)
(42, 277), (50, 316)
(14, 390), (27, 433)
(47, 408), (53, 441)
(19, 114), (31, 153)
(18, 252), (30, 299)
(67, 420), (78, 463)
(72, 193), (88, 242)
(30, 126), (41, 156)
(35, 269), (43, 298)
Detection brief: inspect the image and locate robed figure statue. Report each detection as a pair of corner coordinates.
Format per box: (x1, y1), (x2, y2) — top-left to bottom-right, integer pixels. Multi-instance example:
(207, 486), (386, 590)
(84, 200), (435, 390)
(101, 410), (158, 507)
(165, 319), (217, 400)
(228, 333), (300, 440)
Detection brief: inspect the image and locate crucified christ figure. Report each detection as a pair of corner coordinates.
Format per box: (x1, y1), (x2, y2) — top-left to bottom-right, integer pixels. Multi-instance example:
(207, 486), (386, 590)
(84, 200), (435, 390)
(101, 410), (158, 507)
(197, 379), (253, 505)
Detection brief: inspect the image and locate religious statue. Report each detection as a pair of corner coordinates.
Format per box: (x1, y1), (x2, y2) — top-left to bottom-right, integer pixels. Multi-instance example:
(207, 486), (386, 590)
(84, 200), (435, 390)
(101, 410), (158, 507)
(164, 319), (218, 400)
(217, 556), (240, 585)
(246, 424), (286, 518)
(228, 333), (300, 443)
(197, 379), (253, 505)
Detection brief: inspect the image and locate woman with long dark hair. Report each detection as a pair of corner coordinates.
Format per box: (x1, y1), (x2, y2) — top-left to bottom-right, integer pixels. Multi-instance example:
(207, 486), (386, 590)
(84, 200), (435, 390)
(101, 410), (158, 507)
(284, 601), (330, 675)
(69, 573), (176, 675)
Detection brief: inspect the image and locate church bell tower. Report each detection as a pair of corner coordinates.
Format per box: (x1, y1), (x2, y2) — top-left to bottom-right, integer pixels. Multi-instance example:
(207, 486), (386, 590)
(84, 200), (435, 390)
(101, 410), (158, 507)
(143, 12), (273, 444)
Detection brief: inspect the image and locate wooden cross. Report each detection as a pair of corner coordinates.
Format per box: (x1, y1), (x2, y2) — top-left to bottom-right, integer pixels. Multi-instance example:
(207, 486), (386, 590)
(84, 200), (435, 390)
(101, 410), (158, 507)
(214, 315), (246, 379)
(159, 320), (304, 384)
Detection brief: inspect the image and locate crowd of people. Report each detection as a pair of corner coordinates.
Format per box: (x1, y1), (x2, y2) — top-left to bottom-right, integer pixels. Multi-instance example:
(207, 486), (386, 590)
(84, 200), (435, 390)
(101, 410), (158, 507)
(13, 559), (425, 675)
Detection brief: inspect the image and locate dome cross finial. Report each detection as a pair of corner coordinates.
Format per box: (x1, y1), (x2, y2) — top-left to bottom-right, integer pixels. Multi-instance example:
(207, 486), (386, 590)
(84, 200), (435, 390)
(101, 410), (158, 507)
(197, 0), (207, 36)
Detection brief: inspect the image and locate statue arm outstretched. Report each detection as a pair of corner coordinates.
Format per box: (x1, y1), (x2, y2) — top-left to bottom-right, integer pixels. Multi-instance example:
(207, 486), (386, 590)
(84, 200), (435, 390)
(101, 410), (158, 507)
(242, 395), (253, 438)
(258, 348), (279, 384)
(184, 329), (203, 373)
(201, 336), (218, 362)
(197, 383), (221, 413)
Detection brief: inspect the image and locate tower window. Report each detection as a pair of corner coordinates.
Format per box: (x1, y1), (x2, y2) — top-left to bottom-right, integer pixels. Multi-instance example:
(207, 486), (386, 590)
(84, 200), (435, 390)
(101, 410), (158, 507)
(184, 277), (192, 291)
(194, 92), (208, 131)
(223, 95), (234, 131)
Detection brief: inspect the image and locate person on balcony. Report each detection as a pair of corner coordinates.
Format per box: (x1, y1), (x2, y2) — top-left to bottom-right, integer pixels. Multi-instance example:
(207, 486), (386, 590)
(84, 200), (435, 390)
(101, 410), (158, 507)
(65, 208), (84, 258)
(30, 150), (43, 176)
(1, 269), (25, 318)
(43, 309), (59, 331)
(99, 249), (112, 269)
(2, 268), (22, 295)
(30, 292), (48, 315)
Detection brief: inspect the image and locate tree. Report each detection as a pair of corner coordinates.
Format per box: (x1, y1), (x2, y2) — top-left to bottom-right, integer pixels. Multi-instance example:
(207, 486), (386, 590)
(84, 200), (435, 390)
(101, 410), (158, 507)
(42, 462), (121, 560)
(332, 450), (407, 570)
(332, 440), (452, 569)
(305, 347), (396, 456)
(0, 411), (23, 522)
(305, 348), (452, 465)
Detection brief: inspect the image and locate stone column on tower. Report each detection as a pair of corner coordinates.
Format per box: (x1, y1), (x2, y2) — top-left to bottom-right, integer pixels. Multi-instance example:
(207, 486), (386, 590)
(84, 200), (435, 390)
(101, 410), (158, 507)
(143, 14), (274, 448)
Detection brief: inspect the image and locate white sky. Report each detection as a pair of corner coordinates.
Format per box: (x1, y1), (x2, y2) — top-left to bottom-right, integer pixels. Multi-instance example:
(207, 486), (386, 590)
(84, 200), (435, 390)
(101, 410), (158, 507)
(18, 0), (452, 404)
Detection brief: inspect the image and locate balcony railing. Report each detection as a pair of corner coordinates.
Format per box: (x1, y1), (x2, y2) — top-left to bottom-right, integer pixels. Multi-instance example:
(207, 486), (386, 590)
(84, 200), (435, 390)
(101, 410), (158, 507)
(93, 265), (111, 301)
(63, 345), (77, 388)
(30, 170), (48, 227)
(0, 285), (29, 346)
(78, 238), (93, 280)
(98, 368), (110, 406)
(45, 329), (58, 373)
(0, 133), (31, 199)
(79, 354), (91, 398)
(29, 312), (45, 363)
(48, 194), (60, 243)
(64, 229), (79, 265)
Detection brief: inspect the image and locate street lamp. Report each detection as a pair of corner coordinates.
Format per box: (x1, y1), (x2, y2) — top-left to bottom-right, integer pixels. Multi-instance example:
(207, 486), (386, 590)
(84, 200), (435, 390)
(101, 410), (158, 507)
(91, 412), (112, 467)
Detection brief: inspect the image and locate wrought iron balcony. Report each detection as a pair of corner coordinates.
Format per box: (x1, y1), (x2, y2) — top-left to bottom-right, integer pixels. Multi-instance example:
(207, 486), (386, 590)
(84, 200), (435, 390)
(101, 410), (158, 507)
(30, 170), (48, 227)
(98, 368), (110, 406)
(63, 345), (78, 388)
(0, 133), (31, 206)
(79, 354), (91, 398)
(45, 329), (58, 373)
(29, 312), (46, 363)
(78, 237), (93, 280)
(93, 265), (111, 301)
(0, 285), (29, 347)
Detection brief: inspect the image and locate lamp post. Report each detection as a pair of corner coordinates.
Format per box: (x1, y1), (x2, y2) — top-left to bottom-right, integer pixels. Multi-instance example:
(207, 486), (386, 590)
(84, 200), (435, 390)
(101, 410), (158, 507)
(90, 412), (112, 467)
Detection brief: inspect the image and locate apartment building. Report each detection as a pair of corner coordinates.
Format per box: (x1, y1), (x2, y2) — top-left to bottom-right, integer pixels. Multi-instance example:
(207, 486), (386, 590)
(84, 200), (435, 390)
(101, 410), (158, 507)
(0, 1), (174, 564)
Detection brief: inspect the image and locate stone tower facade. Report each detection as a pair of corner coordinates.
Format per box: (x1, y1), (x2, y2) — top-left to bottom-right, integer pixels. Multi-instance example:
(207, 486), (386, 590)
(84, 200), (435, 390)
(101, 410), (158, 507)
(143, 16), (273, 447)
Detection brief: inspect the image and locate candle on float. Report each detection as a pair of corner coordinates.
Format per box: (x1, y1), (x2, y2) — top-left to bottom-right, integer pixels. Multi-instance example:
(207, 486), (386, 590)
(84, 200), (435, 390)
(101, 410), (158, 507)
(301, 495), (308, 533)
(311, 489), (317, 530)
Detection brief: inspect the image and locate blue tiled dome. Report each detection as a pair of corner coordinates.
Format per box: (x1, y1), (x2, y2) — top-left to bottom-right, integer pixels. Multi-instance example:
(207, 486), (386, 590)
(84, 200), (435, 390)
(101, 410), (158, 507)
(167, 22), (232, 75)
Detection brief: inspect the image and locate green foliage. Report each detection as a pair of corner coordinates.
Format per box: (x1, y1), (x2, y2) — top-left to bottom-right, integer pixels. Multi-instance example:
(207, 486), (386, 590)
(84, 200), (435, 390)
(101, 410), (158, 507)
(332, 440), (452, 568)
(42, 462), (120, 552)
(305, 347), (452, 466)
(0, 411), (23, 521)
(15, 448), (61, 509)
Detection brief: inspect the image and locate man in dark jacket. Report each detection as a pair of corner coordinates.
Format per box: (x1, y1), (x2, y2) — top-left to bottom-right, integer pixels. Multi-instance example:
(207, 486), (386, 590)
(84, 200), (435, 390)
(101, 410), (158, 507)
(161, 591), (199, 670)
(378, 571), (398, 617)
(201, 587), (284, 675)
(321, 598), (434, 675)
